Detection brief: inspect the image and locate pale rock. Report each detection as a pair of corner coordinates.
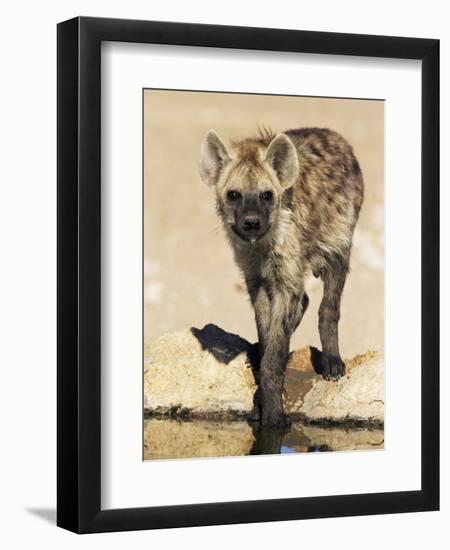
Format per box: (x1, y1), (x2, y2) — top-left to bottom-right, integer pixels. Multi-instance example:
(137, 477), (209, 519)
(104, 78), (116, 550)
(144, 325), (257, 417)
(295, 354), (384, 424)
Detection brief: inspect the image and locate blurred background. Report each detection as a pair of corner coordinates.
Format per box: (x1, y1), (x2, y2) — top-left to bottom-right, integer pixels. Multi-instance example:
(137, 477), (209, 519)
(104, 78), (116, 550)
(144, 90), (384, 358)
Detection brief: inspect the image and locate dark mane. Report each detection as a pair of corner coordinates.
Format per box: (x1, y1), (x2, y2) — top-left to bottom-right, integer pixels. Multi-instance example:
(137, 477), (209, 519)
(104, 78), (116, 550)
(230, 126), (276, 157)
(228, 127), (277, 165)
(256, 125), (276, 146)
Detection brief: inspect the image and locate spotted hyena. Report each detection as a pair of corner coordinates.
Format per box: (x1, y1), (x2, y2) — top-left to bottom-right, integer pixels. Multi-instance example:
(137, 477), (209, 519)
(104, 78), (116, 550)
(199, 127), (364, 426)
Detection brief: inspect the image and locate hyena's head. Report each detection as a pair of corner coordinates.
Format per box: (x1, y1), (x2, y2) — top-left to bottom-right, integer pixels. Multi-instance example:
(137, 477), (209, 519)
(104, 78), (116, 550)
(199, 130), (299, 244)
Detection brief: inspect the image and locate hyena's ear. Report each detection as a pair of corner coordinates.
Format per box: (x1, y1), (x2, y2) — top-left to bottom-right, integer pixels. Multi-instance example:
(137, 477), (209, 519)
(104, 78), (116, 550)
(199, 130), (231, 187)
(265, 133), (299, 189)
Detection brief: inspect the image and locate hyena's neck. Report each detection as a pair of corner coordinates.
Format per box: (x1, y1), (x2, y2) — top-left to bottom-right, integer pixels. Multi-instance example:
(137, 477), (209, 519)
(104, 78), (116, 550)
(231, 208), (304, 291)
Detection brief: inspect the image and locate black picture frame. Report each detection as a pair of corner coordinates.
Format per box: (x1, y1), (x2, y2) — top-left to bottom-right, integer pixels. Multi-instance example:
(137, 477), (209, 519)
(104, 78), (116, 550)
(57, 16), (439, 533)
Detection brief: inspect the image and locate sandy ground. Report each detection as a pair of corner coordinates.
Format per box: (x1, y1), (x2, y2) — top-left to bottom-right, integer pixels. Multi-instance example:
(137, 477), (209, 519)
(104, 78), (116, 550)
(144, 90), (384, 357)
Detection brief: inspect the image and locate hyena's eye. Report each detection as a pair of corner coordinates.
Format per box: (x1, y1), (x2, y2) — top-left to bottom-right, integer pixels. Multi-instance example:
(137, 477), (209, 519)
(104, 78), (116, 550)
(227, 190), (241, 201)
(260, 191), (273, 202)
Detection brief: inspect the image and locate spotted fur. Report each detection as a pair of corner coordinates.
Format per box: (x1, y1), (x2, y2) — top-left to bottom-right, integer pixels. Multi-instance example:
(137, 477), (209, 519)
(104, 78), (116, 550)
(200, 127), (364, 426)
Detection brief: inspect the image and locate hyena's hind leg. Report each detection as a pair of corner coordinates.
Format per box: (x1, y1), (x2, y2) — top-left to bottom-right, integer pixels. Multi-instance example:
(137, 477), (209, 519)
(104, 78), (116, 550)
(252, 285), (271, 356)
(318, 254), (349, 381)
(290, 292), (309, 332)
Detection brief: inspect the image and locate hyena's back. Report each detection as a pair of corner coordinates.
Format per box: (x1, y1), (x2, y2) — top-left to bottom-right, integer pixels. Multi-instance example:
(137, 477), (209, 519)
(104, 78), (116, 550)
(284, 127), (364, 273)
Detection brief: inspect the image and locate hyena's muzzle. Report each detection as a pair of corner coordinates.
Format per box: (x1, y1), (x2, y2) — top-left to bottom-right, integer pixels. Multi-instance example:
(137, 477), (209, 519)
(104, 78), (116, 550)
(230, 191), (273, 242)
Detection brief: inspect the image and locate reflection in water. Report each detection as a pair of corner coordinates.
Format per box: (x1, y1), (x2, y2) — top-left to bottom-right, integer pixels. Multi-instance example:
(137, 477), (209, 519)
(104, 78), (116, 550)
(143, 418), (384, 460)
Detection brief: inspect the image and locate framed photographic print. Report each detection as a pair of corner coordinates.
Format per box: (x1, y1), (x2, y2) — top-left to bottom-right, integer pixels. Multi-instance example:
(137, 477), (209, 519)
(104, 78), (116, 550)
(57, 17), (439, 533)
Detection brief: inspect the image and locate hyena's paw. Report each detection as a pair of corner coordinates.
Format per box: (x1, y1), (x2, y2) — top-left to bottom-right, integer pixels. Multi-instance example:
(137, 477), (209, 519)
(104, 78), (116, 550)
(321, 352), (345, 381)
(246, 406), (261, 422)
(261, 410), (291, 427)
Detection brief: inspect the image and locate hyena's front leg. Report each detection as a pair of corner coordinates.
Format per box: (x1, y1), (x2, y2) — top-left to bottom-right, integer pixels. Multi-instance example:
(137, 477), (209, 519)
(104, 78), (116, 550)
(259, 291), (302, 426)
(252, 287), (308, 353)
(247, 285), (271, 422)
(318, 259), (349, 381)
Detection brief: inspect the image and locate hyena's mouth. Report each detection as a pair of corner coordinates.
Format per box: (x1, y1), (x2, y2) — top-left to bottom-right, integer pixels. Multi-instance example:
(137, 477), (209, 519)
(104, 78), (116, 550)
(230, 224), (269, 244)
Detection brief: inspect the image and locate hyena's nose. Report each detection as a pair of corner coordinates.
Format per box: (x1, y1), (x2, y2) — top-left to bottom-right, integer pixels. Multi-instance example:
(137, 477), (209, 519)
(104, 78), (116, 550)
(243, 215), (261, 231)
